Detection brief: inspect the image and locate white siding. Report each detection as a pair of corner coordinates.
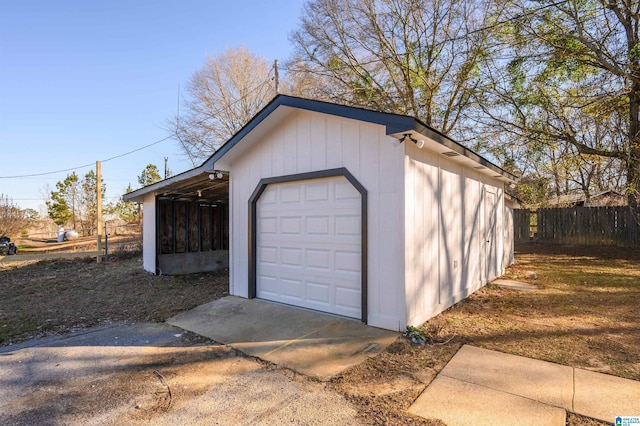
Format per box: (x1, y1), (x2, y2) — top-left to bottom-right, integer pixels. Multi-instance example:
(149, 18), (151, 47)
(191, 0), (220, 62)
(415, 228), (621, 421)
(223, 111), (405, 330)
(142, 193), (156, 274)
(403, 142), (506, 327)
(403, 145), (440, 328)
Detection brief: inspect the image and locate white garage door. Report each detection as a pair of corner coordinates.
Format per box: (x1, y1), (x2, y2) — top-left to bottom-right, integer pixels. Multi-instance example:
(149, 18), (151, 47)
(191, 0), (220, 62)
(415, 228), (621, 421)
(256, 176), (362, 319)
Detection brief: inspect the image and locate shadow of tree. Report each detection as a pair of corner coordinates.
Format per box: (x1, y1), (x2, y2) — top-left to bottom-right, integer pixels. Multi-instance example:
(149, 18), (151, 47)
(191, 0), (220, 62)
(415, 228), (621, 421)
(434, 243), (640, 380)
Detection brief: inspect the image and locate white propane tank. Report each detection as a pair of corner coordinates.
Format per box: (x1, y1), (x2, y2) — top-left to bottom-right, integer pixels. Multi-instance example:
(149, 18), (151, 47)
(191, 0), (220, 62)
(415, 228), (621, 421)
(64, 230), (79, 241)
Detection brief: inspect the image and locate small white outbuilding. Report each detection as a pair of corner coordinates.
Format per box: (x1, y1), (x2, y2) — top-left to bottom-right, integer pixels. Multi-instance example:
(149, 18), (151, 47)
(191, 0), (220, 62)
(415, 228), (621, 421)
(124, 96), (517, 331)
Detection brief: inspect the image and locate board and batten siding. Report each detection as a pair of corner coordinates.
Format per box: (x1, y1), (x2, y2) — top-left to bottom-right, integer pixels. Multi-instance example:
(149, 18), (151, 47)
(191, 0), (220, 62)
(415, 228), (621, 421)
(223, 110), (406, 330)
(403, 141), (505, 327)
(142, 193), (156, 274)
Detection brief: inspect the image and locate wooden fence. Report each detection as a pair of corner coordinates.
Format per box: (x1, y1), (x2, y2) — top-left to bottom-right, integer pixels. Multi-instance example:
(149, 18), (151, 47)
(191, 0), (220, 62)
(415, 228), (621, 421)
(513, 209), (531, 242)
(514, 206), (639, 247)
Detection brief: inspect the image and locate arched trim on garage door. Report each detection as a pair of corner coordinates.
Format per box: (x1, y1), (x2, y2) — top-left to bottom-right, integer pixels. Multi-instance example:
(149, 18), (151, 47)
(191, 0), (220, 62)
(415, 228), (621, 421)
(248, 167), (368, 323)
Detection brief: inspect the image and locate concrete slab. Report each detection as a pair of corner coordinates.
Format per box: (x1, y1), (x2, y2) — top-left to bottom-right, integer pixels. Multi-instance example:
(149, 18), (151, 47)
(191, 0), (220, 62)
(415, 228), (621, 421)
(574, 368), (640, 423)
(492, 279), (538, 291)
(167, 296), (398, 381)
(0, 323), (187, 354)
(408, 375), (566, 426)
(0, 332), (361, 425)
(439, 345), (574, 410)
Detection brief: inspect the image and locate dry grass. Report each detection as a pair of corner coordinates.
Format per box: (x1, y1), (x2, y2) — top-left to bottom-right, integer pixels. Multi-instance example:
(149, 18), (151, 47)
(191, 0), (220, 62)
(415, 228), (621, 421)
(0, 256), (228, 345)
(441, 243), (640, 380)
(1, 244), (638, 425)
(332, 243), (640, 425)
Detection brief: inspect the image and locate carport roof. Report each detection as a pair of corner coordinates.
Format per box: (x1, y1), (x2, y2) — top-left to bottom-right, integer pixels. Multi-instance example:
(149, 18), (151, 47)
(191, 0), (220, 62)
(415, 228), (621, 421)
(124, 95), (517, 202)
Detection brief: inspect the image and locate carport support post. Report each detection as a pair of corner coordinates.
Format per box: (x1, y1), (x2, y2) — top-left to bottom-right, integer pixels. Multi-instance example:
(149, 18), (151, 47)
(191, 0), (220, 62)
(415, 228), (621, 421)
(96, 160), (103, 263)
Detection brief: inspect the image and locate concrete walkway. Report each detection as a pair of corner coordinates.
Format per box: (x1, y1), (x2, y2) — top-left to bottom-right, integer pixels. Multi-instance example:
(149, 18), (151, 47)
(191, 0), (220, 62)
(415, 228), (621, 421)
(409, 345), (640, 425)
(167, 296), (398, 381)
(492, 278), (538, 291)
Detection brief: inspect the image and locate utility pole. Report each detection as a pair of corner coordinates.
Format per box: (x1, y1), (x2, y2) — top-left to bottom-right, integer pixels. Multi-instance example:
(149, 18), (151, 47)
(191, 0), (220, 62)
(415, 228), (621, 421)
(96, 160), (103, 263)
(274, 59), (279, 96)
(164, 157), (169, 179)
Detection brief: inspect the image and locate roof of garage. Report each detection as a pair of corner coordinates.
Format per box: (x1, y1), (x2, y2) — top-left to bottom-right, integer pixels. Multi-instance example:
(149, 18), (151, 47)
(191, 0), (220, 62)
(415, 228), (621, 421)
(124, 95), (517, 202)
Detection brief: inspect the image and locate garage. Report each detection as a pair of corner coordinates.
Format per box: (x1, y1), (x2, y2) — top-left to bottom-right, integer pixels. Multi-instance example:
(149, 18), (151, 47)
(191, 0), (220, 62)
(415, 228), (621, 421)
(125, 95), (517, 331)
(254, 175), (363, 319)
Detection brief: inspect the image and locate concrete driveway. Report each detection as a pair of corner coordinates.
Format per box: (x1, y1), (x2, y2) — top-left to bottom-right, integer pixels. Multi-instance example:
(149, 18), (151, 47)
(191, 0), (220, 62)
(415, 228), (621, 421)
(0, 322), (363, 425)
(167, 296), (399, 380)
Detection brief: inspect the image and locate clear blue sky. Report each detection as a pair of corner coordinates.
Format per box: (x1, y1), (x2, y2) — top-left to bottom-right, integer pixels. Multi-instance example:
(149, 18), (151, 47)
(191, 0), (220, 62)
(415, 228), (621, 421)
(0, 0), (303, 212)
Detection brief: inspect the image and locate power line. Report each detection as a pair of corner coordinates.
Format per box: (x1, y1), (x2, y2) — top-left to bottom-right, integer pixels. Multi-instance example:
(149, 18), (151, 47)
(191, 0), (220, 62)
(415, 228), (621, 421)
(0, 162), (97, 180)
(2, 0), (570, 181)
(0, 74), (274, 180)
(11, 196), (121, 201)
(101, 135), (174, 163)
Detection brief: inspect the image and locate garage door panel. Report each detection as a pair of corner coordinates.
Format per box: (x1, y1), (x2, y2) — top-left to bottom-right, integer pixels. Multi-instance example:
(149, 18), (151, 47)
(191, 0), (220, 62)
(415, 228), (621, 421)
(306, 181), (330, 202)
(335, 180), (360, 200)
(260, 235), (357, 247)
(335, 214), (360, 236)
(258, 275), (278, 296)
(260, 187), (277, 204)
(258, 264), (357, 286)
(335, 287), (360, 308)
(258, 246), (278, 264)
(280, 247), (302, 267)
(256, 176), (362, 319)
(305, 216), (330, 235)
(280, 278), (304, 299)
(335, 250), (360, 273)
(280, 216), (302, 235)
(306, 251), (331, 272)
(280, 185), (302, 203)
(259, 217), (278, 234)
(306, 281), (331, 305)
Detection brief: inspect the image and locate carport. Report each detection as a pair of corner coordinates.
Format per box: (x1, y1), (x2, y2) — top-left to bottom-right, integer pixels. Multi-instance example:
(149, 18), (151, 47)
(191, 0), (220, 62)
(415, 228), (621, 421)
(125, 170), (229, 275)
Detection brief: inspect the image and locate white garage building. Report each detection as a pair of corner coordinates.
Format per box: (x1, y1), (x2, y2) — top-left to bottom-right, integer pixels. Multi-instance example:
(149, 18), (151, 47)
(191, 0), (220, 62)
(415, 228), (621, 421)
(124, 96), (517, 331)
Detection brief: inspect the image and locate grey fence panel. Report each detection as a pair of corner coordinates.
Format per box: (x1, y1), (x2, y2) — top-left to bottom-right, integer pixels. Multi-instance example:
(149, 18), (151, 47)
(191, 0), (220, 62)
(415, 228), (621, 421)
(514, 209), (531, 241)
(530, 206), (639, 247)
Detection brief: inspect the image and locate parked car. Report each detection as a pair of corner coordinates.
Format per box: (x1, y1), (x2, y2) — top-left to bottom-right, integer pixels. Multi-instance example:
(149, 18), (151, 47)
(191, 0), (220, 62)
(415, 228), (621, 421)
(0, 236), (17, 255)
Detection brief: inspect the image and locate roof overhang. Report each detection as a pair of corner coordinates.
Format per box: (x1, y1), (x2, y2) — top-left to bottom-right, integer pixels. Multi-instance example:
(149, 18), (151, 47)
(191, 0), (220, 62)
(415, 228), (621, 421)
(388, 126), (518, 185)
(123, 166), (229, 203)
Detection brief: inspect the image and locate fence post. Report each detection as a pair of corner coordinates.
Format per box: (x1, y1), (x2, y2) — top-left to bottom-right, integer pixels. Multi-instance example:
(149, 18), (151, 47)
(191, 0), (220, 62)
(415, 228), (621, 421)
(104, 223), (109, 262)
(96, 160), (103, 263)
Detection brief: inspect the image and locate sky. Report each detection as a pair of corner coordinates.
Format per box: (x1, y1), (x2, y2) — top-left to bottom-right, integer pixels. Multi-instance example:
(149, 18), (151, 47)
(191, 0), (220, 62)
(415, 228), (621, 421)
(0, 0), (303, 212)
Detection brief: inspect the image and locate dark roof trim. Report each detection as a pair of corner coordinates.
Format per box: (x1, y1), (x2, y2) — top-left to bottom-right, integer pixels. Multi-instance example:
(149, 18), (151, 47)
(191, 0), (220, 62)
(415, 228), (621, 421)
(125, 95), (517, 201)
(410, 120), (519, 182)
(207, 95), (517, 183)
(122, 165), (208, 202)
(205, 95), (415, 166)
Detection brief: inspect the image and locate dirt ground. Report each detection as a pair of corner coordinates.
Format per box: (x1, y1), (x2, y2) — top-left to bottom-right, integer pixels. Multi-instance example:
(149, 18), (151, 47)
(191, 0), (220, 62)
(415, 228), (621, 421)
(1, 243), (639, 425)
(0, 255), (228, 345)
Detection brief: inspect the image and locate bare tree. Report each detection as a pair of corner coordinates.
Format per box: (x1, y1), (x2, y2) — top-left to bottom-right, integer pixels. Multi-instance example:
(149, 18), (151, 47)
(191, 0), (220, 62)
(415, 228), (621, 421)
(0, 194), (31, 238)
(288, 0), (498, 139)
(168, 47), (276, 164)
(478, 0), (640, 206)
